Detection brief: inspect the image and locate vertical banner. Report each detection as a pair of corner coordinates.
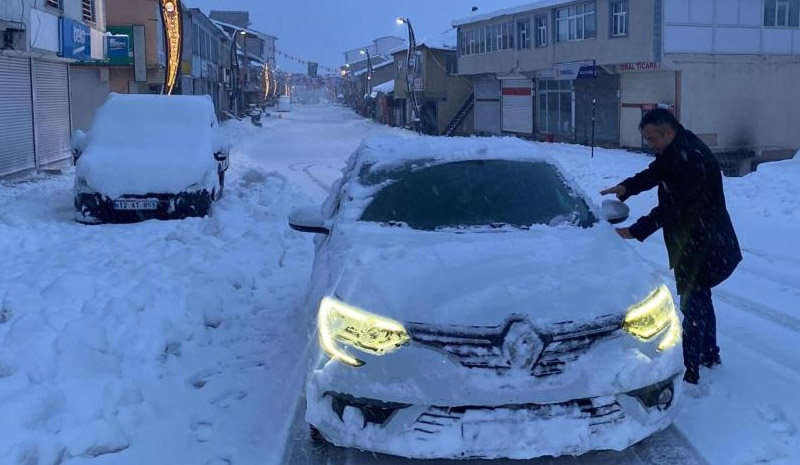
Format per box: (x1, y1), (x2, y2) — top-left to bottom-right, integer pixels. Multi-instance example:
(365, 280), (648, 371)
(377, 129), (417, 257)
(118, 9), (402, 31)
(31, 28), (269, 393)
(160, 0), (183, 95)
(307, 62), (318, 77)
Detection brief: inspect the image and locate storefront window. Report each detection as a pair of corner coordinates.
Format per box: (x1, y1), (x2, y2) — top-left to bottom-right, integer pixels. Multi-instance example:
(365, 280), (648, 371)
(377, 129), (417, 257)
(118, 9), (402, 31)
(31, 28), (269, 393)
(538, 79), (573, 135)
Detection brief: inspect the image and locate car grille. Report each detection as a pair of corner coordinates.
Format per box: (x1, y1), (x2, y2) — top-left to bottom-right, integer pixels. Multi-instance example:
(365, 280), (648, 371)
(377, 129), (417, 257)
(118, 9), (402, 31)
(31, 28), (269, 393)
(412, 396), (626, 439)
(407, 315), (622, 377)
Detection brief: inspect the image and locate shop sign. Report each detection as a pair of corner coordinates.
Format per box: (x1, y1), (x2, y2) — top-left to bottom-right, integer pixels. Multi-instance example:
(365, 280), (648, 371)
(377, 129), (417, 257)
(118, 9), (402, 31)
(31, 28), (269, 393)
(59, 17), (91, 61)
(554, 60), (596, 80)
(106, 27), (134, 65)
(617, 62), (661, 72)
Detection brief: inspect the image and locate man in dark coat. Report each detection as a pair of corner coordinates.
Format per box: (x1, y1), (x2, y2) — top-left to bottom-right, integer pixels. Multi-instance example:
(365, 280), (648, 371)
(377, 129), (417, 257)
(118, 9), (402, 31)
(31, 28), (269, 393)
(601, 108), (742, 384)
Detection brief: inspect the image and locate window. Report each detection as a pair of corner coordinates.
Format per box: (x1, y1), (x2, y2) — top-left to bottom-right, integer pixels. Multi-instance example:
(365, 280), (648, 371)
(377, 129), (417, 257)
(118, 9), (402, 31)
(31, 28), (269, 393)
(445, 53), (458, 74)
(82, 0), (95, 22)
(193, 25), (200, 57)
(556, 2), (596, 42)
(535, 15), (548, 47)
(611, 0), (629, 37)
(764, 0), (800, 27)
(538, 79), (574, 135)
(359, 160), (596, 230)
(517, 19), (531, 49)
(45, 0), (61, 9)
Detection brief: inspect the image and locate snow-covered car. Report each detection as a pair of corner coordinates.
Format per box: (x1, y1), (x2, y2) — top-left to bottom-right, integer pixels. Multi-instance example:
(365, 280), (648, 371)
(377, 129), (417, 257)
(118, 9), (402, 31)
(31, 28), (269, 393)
(71, 94), (229, 224)
(277, 95), (291, 112)
(288, 136), (684, 459)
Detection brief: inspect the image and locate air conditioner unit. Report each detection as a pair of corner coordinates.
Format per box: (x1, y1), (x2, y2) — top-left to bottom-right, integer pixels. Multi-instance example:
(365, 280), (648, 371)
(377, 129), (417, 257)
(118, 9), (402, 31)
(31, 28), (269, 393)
(1, 27), (26, 51)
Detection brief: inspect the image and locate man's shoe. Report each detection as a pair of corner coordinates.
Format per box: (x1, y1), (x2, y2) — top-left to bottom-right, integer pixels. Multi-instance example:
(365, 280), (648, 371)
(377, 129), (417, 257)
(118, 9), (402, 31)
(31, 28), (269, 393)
(683, 369), (699, 385)
(701, 354), (722, 368)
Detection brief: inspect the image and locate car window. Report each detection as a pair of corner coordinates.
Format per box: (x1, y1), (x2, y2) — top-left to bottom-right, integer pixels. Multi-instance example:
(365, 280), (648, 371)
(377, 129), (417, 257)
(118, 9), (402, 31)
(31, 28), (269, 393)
(359, 160), (596, 230)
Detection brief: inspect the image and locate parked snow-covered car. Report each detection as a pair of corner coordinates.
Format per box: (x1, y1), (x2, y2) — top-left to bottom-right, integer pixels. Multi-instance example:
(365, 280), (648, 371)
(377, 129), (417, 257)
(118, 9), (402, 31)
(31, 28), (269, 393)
(277, 95), (291, 112)
(72, 94), (229, 224)
(289, 136), (683, 460)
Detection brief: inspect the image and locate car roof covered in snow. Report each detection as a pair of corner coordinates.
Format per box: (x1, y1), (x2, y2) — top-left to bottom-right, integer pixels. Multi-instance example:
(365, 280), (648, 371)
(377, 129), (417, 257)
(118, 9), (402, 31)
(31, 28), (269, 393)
(351, 135), (552, 175)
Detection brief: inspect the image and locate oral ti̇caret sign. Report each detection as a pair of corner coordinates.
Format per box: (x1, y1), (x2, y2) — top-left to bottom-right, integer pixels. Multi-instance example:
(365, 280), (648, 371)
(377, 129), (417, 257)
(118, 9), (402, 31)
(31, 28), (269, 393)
(60, 17), (91, 61)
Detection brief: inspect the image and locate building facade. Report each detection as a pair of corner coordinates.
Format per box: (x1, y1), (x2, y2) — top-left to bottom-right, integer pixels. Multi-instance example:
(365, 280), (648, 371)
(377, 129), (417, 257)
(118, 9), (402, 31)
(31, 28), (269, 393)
(455, 0), (800, 170)
(0, 0), (107, 176)
(392, 31), (474, 135)
(181, 8), (231, 117)
(210, 10), (277, 112)
(104, 0), (166, 95)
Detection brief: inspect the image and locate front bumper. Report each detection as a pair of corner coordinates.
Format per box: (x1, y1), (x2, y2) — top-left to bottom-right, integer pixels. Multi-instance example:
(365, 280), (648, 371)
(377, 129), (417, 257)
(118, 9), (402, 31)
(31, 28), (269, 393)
(307, 375), (682, 459)
(74, 191), (213, 224)
(306, 319), (683, 459)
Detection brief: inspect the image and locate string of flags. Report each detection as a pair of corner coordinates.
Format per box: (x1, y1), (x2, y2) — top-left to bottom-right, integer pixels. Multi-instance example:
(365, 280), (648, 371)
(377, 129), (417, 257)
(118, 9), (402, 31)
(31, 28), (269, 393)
(275, 49), (337, 73)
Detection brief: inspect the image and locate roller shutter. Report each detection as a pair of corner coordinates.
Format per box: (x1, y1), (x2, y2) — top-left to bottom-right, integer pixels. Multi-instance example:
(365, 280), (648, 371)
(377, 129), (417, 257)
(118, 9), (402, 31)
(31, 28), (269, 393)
(0, 56), (35, 176)
(33, 60), (72, 166)
(501, 78), (533, 134)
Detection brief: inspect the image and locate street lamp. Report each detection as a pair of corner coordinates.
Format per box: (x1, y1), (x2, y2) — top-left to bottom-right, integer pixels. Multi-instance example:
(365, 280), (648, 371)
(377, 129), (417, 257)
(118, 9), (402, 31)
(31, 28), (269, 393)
(228, 29), (249, 114)
(360, 48), (373, 96)
(397, 17), (421, 134)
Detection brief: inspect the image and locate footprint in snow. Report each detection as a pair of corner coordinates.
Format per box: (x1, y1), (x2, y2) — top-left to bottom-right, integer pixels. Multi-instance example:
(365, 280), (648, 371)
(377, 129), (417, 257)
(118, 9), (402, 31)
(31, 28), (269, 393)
(191, 421), (214, 443)
(189, 368), (221, 390)
(758, 405), (797, 442)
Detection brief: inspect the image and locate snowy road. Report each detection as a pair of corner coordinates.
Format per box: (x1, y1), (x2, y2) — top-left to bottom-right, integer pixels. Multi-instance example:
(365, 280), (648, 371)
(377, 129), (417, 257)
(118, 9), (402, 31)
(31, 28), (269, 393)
(1, 104), (797, 464)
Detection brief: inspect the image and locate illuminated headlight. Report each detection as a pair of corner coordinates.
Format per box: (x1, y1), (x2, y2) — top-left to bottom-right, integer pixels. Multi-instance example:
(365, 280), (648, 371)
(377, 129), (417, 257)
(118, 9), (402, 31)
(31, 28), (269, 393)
(623, 285), (681, 351)
(318, 297), (411, 367)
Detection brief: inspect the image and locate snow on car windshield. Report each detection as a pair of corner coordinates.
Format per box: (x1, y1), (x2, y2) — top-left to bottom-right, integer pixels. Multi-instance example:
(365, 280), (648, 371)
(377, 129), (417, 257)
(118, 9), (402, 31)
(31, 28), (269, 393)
(359, 159), (597, 230)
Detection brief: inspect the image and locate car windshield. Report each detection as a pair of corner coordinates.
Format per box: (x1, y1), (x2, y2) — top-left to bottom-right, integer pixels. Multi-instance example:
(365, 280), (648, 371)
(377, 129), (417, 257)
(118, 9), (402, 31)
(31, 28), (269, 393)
(359, 160), (597, 230)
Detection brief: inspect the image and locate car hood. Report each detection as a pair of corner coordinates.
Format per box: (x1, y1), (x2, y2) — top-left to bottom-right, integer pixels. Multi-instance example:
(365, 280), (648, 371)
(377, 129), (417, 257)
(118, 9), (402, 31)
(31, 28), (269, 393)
(328, 223), (663, 329)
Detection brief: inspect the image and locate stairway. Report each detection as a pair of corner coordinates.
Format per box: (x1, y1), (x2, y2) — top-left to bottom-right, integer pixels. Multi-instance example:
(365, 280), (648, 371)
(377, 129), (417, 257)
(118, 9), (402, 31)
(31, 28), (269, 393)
(443, 93), (474, 137)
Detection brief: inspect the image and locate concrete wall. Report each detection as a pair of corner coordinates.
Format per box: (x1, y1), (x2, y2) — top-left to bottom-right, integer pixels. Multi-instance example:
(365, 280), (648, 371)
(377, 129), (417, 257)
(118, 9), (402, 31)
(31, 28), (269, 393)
(458, 0), (657, 76)
(69, 66), (110, 131)
(672, 55), (800, 154)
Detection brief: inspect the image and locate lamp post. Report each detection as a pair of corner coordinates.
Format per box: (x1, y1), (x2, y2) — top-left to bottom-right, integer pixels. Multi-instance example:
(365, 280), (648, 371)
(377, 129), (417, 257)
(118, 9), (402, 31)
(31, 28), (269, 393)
(359, 48), (373, 96)
(397, 17), (421, 134)
(229, 29), (247, 115)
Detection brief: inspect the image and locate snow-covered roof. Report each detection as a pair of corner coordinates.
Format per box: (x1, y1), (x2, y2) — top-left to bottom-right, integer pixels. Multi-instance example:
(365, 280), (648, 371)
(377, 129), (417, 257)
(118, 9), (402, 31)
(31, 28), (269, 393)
(210, 19), (277, 41)
(420, 29), (457, 51)
(371, 80), (395, 95)
(453, 0), (570, 26)
(372, 60), (394, 71)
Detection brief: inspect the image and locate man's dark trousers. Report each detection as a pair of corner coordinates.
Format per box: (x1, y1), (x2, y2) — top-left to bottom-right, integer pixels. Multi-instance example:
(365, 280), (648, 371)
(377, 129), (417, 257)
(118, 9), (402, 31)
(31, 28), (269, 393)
(680, 288), (720, 377)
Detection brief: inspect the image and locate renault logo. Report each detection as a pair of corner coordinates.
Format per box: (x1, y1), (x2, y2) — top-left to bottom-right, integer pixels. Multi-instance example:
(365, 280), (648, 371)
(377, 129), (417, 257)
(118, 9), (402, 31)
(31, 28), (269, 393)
(502, 320), (543, 371)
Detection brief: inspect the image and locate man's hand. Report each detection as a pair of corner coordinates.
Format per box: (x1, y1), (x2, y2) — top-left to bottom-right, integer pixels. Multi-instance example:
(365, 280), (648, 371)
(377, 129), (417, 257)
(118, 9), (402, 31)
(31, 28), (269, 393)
(600, 185), (627, 200)
(616, 228), (634, 240)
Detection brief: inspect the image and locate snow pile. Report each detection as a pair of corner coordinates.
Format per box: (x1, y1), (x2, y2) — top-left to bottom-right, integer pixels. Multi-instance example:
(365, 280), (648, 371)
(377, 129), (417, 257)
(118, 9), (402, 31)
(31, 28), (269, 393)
(76, 94), (221, 198)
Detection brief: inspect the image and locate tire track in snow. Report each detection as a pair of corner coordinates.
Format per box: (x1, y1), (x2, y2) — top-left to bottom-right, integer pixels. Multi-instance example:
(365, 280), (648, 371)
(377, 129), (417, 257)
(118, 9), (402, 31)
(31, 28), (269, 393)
(289, 162), (332, 193)
(641, 257), (800, 336)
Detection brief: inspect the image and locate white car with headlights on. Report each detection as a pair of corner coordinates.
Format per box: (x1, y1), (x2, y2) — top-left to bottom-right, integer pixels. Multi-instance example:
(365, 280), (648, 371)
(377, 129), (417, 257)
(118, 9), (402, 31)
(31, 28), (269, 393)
(289, 136), (683, 460)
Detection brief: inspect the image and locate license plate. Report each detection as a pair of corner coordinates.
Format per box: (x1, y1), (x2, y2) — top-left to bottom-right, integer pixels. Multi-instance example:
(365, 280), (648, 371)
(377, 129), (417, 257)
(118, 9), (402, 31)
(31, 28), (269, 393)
(113, 199), (160, 210)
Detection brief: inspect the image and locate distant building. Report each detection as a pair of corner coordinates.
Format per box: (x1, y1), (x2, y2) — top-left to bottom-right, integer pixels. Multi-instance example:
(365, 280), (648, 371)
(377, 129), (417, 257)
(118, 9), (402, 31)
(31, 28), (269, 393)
(182, 8), (232, 117)
(392, 29), (473, 136)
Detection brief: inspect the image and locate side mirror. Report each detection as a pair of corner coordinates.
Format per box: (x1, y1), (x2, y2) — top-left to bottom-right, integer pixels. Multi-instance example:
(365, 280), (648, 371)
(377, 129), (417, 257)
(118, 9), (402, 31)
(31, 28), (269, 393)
(71, 130), (88, 162)
(288, 206), (329, 235)
(602, 199), (630, 225)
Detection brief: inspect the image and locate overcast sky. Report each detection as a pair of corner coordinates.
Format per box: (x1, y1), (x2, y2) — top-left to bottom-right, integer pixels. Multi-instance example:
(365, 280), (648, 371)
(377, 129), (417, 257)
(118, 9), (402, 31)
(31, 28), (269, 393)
(187, 0), (527, 73)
